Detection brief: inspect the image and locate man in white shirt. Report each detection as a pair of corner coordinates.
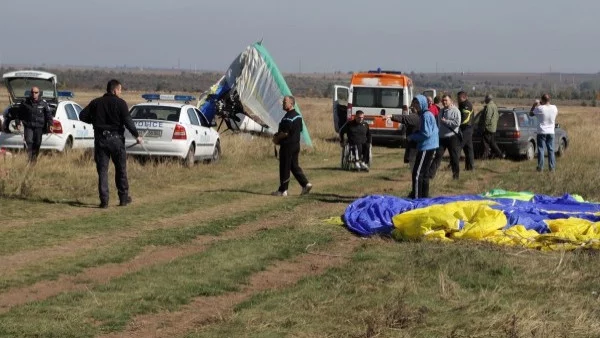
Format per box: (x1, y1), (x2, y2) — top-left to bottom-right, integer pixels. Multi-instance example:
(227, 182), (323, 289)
(529, 94), (558, 172)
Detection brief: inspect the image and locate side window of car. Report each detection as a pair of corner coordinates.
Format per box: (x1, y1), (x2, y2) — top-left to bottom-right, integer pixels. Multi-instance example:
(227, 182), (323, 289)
(65, 104), (79, 121)
(517, 113), (529, 127)
(530, 116), (538, 127)
(195, 109), (210, 127)
(73, 104), (83, 117)
(187, 108), (200, 126)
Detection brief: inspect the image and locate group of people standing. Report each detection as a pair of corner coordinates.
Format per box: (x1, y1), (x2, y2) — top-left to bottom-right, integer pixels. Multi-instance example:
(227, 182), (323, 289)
(326, 90), (559, 200)
(406, 92), (559, 199)
(397, 91), (481, 198)
(2, 84), (559, 205)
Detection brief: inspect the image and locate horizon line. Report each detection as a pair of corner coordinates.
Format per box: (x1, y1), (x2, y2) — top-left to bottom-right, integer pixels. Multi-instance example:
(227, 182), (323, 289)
(1, 63), (599, 76)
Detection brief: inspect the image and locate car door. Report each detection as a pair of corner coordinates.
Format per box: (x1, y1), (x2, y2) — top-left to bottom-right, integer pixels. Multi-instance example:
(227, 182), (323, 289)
(73, 103), (94, 148)
(333, 85), (349, 133)
(186, 107), (208, 156)
(63, 103), (86, 148)
(422, 89), (437, 100)
(196, 108), (216, 156)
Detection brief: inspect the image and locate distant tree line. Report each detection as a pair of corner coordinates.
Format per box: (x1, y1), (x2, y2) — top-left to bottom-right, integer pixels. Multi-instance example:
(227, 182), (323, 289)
(1, 67), (598, 105)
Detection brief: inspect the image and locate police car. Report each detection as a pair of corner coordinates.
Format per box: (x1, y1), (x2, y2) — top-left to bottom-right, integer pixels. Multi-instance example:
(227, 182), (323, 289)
(124, 94), (221, 167)
(0, 70), (94, 151)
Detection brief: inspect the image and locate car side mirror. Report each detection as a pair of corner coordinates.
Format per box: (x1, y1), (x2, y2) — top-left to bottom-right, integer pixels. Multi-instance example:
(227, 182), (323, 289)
(210, 120), (217, 127)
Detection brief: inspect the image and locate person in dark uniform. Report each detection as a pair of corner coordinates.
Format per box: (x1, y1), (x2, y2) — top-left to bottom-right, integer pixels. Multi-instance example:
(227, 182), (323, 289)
(339, 110), (372, 170)
(390, 106), (420, 170)
(457, 91), (475, 170)
(9, 86), (53, 164)
(271, 95), (312, 196)
(80, 79), (143, 208)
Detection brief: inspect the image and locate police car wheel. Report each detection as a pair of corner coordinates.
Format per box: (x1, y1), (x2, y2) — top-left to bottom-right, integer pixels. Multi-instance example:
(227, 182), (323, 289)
(556, 138), (566, 157)
(525, 141), (535, 161)
(184, 146), (195, 168)
(63, 137), (73, 152)
(209, 141), (221, 164)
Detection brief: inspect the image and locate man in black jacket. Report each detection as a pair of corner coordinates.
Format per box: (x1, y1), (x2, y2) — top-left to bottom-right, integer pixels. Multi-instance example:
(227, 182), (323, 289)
(390, 107), (420, 170)
(339, 110), (372, 170)
(271, 96), (312, 196)
(10, 86), (53, 163)
(457, 91), (475, 170)
(80, 79), (142, 208)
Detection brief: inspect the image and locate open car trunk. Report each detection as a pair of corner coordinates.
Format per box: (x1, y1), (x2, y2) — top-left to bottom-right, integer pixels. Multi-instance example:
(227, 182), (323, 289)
(3, 70), (58, 105)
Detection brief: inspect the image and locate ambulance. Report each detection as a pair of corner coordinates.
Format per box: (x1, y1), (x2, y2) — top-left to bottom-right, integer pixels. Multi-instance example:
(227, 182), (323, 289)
(333, 69), (435, 146)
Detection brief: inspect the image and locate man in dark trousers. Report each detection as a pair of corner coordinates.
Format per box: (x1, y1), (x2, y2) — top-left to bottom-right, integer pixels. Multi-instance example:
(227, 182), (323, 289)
(390, 107), (420, 170)
(11, 86), (53, 164)
(339, 110), (371, 170)
(408, 95), (438, 199)
(457, 91), (475, 170)
(271, 95), (312, 196)
(80, 79), (143, 208)
(429, 95), (461, 180)
(480, 94), (504, 160)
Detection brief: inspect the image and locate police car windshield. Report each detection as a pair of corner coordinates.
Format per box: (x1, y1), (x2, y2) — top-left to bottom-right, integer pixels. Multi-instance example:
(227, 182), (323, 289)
(130, 106), (180, 121)
(7, 78), (55, 100)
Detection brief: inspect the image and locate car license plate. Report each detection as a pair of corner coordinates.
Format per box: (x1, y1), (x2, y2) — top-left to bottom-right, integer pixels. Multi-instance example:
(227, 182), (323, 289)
(143, 129), (162, 138)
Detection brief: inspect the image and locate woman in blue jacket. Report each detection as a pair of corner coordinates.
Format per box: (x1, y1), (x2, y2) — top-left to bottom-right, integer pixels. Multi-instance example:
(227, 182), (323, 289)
(408, 95), (439, 198)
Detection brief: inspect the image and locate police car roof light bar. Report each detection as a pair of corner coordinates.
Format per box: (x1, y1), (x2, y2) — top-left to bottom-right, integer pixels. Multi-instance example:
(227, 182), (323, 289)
(57, 91), (75, 98)
(142, 94), (196, 103)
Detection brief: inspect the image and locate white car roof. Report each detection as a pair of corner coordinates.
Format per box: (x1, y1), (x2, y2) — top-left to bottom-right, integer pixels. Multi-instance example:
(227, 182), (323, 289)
(133, 102), (189, 109)
(2, 70), (57, 81)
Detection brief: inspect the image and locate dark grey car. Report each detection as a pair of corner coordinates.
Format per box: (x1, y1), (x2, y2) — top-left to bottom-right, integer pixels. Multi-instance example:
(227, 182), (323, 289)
(473, 108), (569, 160)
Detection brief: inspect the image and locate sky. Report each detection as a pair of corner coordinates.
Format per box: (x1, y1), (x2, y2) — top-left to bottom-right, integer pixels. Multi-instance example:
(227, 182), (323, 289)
(1, 0), (598, 74)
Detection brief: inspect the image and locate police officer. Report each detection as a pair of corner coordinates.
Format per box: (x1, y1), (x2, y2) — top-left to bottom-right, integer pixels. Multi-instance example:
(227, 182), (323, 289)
(7, 86), (53, 163)
(457, 91), (475, 170)
(271, 95), (312, 196)
(80, 79), (142, 208)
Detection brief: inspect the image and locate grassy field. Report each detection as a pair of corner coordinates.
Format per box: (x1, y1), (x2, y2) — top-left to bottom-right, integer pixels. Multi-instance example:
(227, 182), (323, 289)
(1, 89), (600, 337)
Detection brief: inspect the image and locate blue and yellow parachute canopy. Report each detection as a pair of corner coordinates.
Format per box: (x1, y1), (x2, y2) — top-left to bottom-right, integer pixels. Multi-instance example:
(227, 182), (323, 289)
(342, 190), (600, 251)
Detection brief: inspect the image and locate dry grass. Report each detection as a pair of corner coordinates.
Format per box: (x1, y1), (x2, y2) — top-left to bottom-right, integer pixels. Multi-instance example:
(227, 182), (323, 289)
(1, 89), (600, 337)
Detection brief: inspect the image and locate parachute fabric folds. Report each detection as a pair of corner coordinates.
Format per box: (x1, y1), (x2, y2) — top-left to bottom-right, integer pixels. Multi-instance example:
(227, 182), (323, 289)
(341, 190), (600, 251)
(391, 201), (504, 241)
(199, 41), (313, 147)
(344, 195), (414, 237)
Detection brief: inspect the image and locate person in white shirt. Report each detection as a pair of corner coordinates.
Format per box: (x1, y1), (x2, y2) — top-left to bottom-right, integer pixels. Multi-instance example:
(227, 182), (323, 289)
(529, 94), (558, 172)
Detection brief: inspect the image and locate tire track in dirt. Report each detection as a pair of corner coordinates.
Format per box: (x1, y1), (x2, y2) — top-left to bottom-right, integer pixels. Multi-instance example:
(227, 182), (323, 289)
(0, 201), (342, 314)
(0, 170), (281, 231)
(1, 148), (408, 231)
(0, 160), (405, 276)
(100, 235), (361, 338)
(0, 193), (275, 276)
(0, 159), (408, 315)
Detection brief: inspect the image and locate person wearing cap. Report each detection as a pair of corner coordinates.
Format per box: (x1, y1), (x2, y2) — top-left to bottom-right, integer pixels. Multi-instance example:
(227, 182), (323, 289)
(407, 95), (439, 199)
(457, 91), (475, 170)
(480, 94), (504, 160)
(529, 94), (558, 172)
